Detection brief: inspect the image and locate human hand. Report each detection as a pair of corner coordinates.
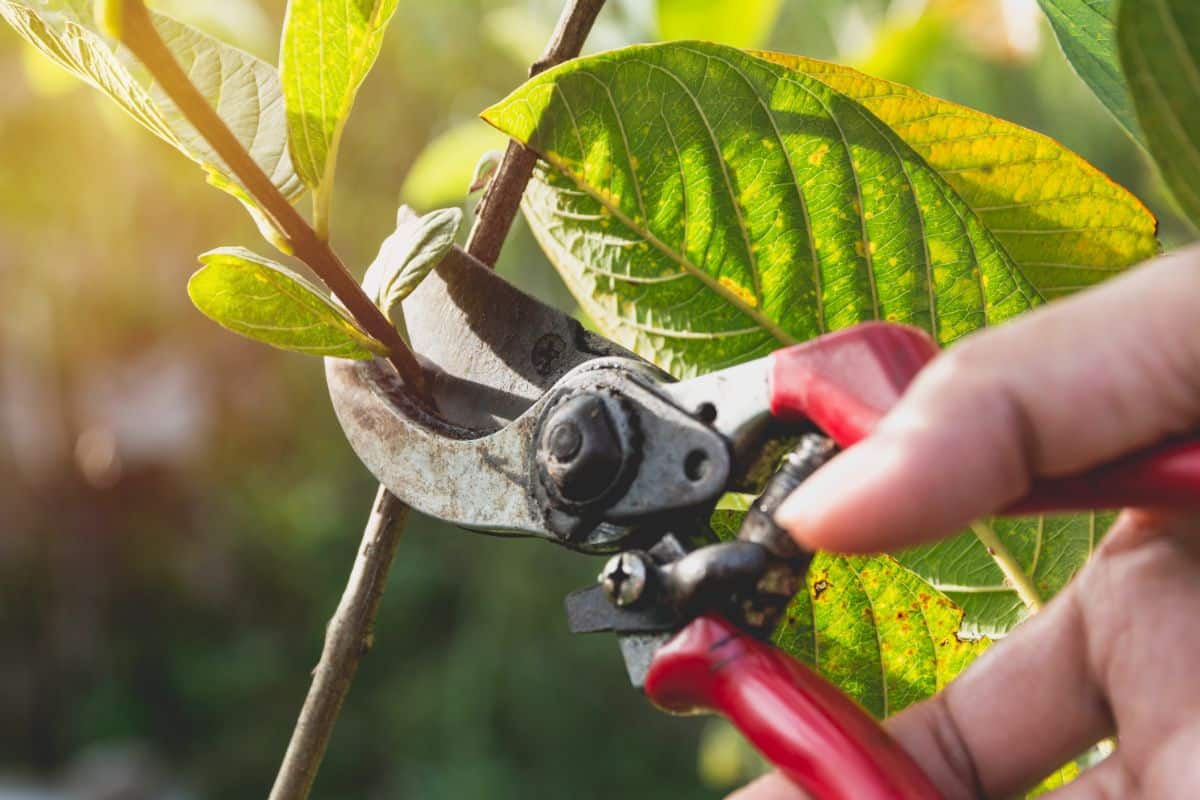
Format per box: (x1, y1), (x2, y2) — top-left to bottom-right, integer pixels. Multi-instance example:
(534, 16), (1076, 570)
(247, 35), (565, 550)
(732, 246), (1200, 799)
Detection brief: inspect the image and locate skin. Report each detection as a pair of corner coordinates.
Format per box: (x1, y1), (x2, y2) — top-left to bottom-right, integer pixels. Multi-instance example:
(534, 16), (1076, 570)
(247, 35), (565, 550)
(731, 245), (1200, 799)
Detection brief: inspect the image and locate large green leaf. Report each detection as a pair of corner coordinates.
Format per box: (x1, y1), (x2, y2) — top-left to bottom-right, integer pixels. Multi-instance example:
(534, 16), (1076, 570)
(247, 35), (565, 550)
(483, 42), (1145, 638)
(757, 53), (1158, 299)
(1119, 0), (1200, 230)
(188, 247), (385, 359)
(898, 513), (1113, 637)
(0, 0), (303, 230)
(657, 0), (783, 49)
(280, 0), (400, 202)
(1036, 0), (1144, 144)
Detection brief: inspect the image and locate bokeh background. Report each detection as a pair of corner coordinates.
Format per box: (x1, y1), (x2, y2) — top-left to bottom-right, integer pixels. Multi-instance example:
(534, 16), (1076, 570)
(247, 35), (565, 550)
(0, 0), (1188, 798)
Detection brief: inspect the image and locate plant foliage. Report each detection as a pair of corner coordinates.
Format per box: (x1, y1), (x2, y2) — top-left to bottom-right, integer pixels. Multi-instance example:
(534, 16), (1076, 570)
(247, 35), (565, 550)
(1118, 0), (1200, 230)
(189, 247), (386, 359)
(484, 41), (1154, 695)
(281, 0), (401, 232)
(1036, 0), (1143, 143)
(0, 0), (302, 240)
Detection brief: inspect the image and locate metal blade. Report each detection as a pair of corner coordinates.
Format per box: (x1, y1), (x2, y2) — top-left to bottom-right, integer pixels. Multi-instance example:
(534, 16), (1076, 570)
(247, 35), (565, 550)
(400, 246), (632, 429)
(326, 245), (636, 541)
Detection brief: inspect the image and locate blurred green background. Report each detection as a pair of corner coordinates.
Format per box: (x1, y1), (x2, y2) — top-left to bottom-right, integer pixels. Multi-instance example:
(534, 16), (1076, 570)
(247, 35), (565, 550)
(0, 0), (1186, 797)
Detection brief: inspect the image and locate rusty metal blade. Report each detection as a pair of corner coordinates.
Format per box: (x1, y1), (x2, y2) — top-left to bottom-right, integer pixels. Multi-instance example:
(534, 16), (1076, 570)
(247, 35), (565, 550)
(326, 245), (635, 540)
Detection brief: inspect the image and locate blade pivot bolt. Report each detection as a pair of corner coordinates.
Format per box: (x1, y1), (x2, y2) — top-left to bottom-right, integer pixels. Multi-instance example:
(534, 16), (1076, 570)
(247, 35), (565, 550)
(538, 392), (628, 504)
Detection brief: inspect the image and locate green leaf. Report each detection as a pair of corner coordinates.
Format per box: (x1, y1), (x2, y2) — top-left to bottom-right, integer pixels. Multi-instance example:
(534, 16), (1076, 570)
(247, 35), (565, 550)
(657, 0), (783, 49)
(756, 53), (1159, 299)
(1119, 0), (1200, 230)
(362, 207), (463, 330)
(189, 247), (385, 359)
(898, 513), (1114, 637)
(280, 0), (400, 222)
(1036, 0), (1144, 144)
(483, 42), (1146, 637)
(469, 149), (504, 194)
(0, 0), (303, 238)
(400, 119), (508, 210)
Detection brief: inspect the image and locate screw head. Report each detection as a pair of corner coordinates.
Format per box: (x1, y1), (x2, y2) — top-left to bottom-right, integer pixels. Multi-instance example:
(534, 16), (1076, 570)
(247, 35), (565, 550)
(547, 421), (583, 461)
(600, 552), (648, 607)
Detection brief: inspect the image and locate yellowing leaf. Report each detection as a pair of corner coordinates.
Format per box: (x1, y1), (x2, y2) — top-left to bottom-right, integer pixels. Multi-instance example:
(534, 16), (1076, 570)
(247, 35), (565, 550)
(711, 507), (987, 719)
(757, 52), (1159, 297)
(189, 247), (385, 359)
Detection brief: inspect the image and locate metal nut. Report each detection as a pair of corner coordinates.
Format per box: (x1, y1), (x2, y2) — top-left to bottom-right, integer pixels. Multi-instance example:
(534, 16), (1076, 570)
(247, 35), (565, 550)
(539, 393), (625, 504)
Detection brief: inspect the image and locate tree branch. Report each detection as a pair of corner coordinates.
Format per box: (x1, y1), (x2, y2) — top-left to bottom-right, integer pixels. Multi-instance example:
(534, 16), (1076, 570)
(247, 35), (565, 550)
(116, 0), (428, 400)
(465, 0), (606, 265)
(268, 487), (409, 800)
(266, 2), (606, 799)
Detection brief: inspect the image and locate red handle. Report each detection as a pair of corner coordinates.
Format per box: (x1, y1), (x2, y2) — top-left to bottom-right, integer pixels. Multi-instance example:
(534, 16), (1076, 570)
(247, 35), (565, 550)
(767, 322), (1200, 513)
(644, 615), (943, 800)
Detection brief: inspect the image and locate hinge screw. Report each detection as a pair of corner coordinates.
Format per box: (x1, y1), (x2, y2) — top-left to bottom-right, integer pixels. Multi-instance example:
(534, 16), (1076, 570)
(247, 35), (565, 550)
(600, 552), (648, 607)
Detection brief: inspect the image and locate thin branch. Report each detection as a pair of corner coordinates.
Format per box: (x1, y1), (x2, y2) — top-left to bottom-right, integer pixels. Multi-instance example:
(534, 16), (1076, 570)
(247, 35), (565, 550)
(117, 0), (428, 400)
(265, 2), (606, 800)
(466, 0), (606, 265)
(268, 487), (409, 800)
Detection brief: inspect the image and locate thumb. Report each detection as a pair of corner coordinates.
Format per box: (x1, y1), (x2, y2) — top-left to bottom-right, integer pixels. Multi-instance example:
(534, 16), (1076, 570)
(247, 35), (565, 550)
(775, 245), (1200, 553)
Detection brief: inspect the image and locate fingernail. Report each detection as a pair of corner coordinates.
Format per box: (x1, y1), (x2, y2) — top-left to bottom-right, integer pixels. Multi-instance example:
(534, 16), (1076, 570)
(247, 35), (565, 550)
(773, 448), (855, 544)
(772, 438), (894, 549)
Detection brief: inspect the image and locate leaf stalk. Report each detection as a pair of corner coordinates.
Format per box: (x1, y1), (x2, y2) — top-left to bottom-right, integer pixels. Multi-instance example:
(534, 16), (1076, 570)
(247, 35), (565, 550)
(970, 520), (1045, 613)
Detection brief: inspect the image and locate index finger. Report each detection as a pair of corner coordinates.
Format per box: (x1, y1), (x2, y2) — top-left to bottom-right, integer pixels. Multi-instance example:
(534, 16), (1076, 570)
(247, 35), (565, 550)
(775, 247), (1200, 553)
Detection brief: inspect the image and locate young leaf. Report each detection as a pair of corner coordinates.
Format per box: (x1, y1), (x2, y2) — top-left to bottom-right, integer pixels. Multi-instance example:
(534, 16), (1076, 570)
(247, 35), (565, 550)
(483, 42), (1146, 637)
(1036, 0), (1144, 145)
(280, 0), (400, 231)
(657, 0), (783, 49)
(1119, 0), (1200, 230)
(0, 0), (303, 240)
(400, 119), (508, 210)
(362, 207), (463, 329)
(469, 149), (504, 194)
(189, 247), (386, 359)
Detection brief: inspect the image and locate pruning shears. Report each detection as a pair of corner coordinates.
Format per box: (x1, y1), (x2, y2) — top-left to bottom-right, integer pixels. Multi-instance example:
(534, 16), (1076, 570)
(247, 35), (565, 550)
(326, 245), (1200, 800)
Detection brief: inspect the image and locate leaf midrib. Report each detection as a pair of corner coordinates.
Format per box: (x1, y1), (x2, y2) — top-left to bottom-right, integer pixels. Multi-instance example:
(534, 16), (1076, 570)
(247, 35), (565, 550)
(533, 152), (797, 346)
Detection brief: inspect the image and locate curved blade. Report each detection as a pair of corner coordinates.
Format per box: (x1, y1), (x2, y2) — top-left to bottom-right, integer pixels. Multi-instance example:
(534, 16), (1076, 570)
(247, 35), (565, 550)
(326, 245), (635, 540)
